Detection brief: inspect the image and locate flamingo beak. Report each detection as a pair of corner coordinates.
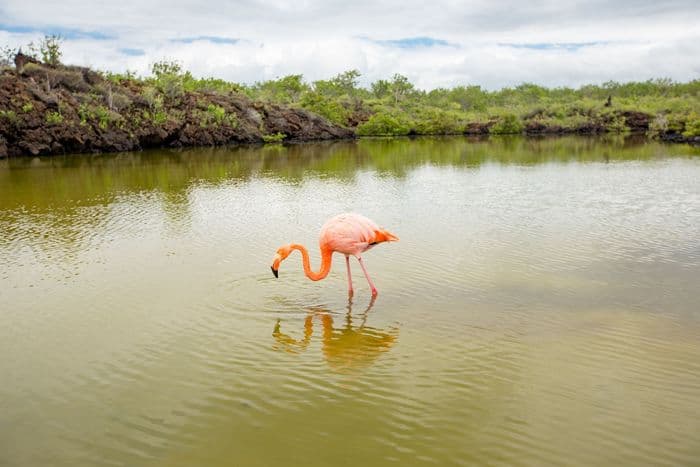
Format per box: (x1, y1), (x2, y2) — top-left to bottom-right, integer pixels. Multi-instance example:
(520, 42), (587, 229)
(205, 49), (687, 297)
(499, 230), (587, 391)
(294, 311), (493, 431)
(271, 254), (281, 278)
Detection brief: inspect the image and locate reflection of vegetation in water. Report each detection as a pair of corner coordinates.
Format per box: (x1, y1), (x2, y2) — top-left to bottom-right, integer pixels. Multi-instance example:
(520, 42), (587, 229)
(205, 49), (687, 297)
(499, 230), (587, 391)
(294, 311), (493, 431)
(273, 299), (399, 372)
(2, 137), (698, 213)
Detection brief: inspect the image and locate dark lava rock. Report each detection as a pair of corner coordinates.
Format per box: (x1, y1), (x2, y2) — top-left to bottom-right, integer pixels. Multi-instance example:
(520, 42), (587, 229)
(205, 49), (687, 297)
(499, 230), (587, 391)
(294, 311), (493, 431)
(618, 111), (651, 132)
(0, 62), (354, 158)
(464, 121), (493, 135)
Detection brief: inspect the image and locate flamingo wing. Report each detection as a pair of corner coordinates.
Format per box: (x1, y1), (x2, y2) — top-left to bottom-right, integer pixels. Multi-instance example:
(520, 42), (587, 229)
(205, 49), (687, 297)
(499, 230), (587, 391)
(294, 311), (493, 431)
(320, 213), (379, 256)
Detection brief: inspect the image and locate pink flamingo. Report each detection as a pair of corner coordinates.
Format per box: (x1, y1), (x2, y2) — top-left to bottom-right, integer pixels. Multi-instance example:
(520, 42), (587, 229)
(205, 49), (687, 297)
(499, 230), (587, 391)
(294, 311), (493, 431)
(271, 213), (399, 296)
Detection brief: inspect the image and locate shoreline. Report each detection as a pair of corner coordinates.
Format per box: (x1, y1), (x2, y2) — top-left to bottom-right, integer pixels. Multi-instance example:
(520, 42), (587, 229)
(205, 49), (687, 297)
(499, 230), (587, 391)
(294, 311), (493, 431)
(0, 62), (354, 159)
(2, 132), (698, 161)
(2, 61), (698, 159)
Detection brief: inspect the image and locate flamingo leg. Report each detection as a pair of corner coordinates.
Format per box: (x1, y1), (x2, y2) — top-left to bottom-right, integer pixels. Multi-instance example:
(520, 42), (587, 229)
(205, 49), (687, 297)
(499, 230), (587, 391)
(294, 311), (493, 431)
(357, 256), (378, 297)
(345, 255), (354, 297)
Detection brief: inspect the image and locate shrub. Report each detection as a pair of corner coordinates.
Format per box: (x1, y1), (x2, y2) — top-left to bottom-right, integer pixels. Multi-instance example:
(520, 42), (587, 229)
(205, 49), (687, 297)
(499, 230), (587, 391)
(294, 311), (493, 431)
(142, 86), (164, 111)
(103, 70), (137, 84)
(45, 111), (64, 125)
(50, 68), (89, 92)
(22, 102), (33, 113)
(110, 92), (132, 111)
(605, 114), (629, 133)
(183, 76), (242, 94)
(299, 92), (351, 126)
(196, 104), (237, 128)
(151, 60), (185, 100)
(682, 113), (700, 137)
(413, 108), (463, 134)
(94, 106), (113, 129)
(78, 104), (92, 125)
(490, 113), (524, 134)
(262, 132), (286, 143)
(144, 110), (168, 125)
(0, 110), (18, 124)
(39, 35), (63, 66)
(207, 104), (226, 124)
(249, 74), (308, 103)
(647, 114), (668, 138)
(0, 45), (15, 68)
(356, 110), (413, 136)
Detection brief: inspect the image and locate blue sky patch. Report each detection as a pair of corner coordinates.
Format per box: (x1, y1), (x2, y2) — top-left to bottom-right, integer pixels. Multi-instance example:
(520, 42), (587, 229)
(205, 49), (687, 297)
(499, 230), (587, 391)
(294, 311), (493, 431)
(366, 36), (455, 49)
(171, 36), (239, 45)
(119, 48), (145, 56)
(0, 23), (115, 40)
(499, 42), (607, 51)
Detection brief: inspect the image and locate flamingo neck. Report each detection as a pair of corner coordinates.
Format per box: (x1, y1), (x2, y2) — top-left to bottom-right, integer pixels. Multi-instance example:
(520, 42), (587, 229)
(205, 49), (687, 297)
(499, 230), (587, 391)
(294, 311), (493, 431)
(290, 243), (332, 281)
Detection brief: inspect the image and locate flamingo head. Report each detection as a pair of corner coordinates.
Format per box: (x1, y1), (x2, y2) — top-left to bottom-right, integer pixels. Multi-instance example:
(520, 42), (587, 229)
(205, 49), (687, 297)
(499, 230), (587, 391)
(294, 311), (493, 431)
(271, 245), (292, 278)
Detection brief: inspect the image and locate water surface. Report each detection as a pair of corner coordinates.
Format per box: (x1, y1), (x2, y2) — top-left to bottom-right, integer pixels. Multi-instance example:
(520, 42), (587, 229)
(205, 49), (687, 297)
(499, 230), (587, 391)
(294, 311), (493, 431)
(2, 136), (700, 466)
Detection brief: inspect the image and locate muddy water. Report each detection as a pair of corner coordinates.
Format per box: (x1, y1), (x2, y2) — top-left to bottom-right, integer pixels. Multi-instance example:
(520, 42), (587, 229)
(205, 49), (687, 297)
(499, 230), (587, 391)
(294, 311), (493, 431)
(2, 136), (700, 466)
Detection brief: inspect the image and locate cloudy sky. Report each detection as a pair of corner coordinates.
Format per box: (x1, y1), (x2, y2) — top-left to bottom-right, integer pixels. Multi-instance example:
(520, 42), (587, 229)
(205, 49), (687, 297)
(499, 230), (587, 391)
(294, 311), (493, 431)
(1, 0), (699, 90)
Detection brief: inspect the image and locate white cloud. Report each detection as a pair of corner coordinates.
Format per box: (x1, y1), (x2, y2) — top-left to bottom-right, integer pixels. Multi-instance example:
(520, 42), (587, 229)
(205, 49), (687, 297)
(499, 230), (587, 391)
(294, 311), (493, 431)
(1, 0), (699, 89)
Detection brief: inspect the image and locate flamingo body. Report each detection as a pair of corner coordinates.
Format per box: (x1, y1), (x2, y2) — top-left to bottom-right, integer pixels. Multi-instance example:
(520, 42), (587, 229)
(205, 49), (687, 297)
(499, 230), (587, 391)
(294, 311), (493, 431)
(319, 213), (381, 257)
(271, 213), (398, 296)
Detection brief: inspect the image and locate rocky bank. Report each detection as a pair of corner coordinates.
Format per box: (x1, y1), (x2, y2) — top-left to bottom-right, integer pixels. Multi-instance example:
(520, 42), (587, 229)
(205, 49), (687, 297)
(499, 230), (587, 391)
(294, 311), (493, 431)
(0, 60), (353, 158)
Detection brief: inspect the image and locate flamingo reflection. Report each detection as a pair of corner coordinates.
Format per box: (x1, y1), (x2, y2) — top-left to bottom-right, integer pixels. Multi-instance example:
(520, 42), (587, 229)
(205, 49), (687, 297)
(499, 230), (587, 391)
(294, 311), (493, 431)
(273, 298), (399, 371)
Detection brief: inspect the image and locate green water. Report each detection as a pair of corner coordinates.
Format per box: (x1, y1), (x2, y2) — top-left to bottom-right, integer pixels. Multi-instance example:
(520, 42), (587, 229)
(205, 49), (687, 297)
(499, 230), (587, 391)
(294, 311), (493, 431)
(2, 136), (700, 466)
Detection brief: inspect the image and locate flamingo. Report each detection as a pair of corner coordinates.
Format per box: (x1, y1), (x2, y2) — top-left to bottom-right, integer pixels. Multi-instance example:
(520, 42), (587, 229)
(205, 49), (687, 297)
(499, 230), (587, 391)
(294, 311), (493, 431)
(270, 213), (399, 296)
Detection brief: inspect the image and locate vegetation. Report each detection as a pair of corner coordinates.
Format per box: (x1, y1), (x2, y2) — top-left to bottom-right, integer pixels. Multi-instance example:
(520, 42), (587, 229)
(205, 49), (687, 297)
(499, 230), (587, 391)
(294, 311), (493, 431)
(1, 35), (63, 68)
(45, 111), (64, 125)
(262, 132), (286, 143)
(1, 35), (698, 158)
(244, 72), (699, 140)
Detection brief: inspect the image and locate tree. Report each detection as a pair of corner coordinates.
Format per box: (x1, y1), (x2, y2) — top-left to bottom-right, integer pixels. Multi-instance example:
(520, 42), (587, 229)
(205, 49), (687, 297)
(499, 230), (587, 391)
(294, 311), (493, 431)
(39, 35), (63, 66)
(389, 74), (414, 104)
(251, 74), (308, 103)
(314, 69), (361, 98)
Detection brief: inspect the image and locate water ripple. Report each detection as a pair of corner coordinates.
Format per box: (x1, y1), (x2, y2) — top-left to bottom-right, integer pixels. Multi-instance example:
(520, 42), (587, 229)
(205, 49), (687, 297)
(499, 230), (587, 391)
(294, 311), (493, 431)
(1, 141), (700, 466)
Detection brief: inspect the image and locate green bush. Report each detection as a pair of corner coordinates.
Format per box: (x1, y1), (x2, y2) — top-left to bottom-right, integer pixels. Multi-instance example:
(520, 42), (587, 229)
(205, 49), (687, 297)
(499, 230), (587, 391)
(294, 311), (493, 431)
(143, 109), (168, 125)
(0, 110), (17, 120)
(300, 92), (351, 126)
(490, 114), (524, 134)
(142, 86), (164, 111)
(247, 74), (308, 103)
(45, 111), (64, 125)
(183, 76), (242, 94)
(39, 35), (63, 66)
(413, 108), (464, 134)
(94, 106), (113, 129)
(103, 70), (137, 84)
(78, 104), (92, 125)
(605, 113), (629, 133)
(207, 104), (226, 123)
(150, 60), (185, 100)
(356, 111), (413, 136)
(196, 104), (237, 128)
(682, 113), (700, 137)
(262, 132), (286, 143)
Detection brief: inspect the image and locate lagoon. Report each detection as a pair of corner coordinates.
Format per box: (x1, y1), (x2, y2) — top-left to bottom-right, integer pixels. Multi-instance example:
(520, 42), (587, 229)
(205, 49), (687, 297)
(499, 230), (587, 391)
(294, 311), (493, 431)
(2, 136), (700, 466)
